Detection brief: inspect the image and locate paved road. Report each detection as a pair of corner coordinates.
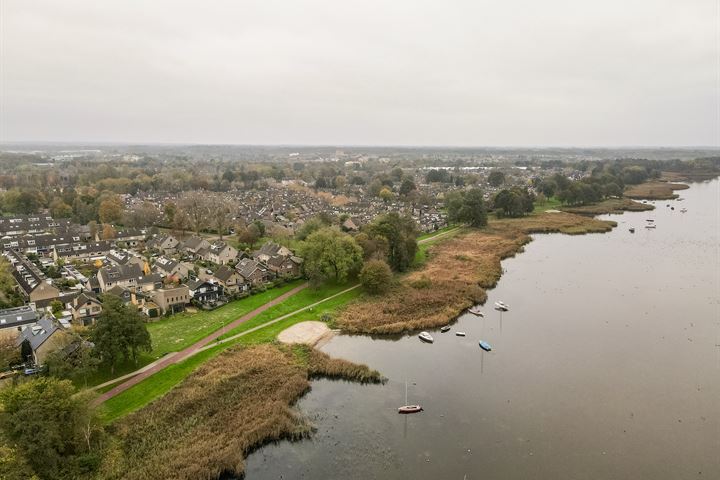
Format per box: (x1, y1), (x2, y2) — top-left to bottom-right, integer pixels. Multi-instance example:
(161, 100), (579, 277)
(93, 282), (308, 405)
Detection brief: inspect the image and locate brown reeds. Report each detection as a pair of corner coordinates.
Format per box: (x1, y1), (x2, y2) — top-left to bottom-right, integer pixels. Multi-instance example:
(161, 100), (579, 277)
(560, 198), (654, 215)
(337, 212), (615, 334)
(100, 343), (380, 480)
(624, 181), (688, 200)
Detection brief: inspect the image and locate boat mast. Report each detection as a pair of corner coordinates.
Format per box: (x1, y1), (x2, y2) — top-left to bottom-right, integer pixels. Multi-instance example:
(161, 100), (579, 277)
(405, 379), (408, 405)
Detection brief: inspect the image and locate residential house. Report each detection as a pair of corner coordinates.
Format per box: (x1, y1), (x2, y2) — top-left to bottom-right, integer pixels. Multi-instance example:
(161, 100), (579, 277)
(96, 264), (144, 292)
(0, 305), (38, 340)
(16, 317), (71, 365)
(211, 265), (247, 294)
(52, 241), (112, 263)
(204, 241), (238, 265)
(105, 249), (145, 269)
(266, 254), (303, 278)
(5, 249), (60, 305)
(69, 292), (102, 326)
(252, 242), (293, 263)
(153, 256), (191, 280)
(148, 285), (189, 315)
(235, 258), (273, 287)
(180, 236), (211, 257)
(146, 234), (179, 255)
(185, 279), (223, 305)
(113, 228), (147, 248)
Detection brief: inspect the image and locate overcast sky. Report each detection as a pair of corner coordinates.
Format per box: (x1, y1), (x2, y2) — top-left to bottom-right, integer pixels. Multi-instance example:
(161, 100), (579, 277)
(1, 0), (718, 146)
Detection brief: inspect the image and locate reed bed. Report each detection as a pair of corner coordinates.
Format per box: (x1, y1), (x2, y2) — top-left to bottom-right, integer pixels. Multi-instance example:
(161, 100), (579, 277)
(624, 181), (688, 200)
(100, 343), (379, 480)
(560, 198), (654, 215)
(337, 212), (615, 335)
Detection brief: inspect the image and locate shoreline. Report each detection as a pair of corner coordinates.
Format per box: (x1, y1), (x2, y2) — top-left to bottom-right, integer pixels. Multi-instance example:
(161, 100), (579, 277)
(337, 211), (616, 335)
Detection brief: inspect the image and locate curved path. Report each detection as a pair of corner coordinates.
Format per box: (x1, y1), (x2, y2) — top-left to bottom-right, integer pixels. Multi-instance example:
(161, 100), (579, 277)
(93, 282), (308, 405)
(94, 228), (457, 405)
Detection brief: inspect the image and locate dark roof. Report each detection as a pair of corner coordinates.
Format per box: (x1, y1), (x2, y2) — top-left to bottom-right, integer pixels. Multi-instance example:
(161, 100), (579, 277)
(0, 306), (37, 331)
(16, 317), (60, 350)
(213, 265), (236, 282)
(98, 264), (143, 284)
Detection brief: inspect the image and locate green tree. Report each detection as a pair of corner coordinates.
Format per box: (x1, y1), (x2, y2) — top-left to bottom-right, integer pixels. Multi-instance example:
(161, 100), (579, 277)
(359, 260), (393, 294)
(50, 300), (64, 316)
(365, 213), (418, 272)
(488, 171), (505, 187)
(298, 227), (363, 285)
(399, 178), (416, 196)
(44, 339), (100, 387)
(0, 378), (104, 479)
(378, 187), (394, 203)
(90, 295), (151, 374)
(447, 188), (488, 227)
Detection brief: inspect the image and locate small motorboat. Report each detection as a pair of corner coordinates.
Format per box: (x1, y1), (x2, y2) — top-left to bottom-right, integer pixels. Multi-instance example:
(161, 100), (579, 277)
(440, 326), (451, 333)
(455, 331), (466, 337)
(629, 227), (635, 233)
(479, 341), (492, 352)
(645, 225), (656, 229)
(680, 208), (687, 213)
(494, 301), (509, 311)
(468, 307), (484, 316)
(670, 207), (675, 210)
(398, 405), (423, 414)
(418, 331), (434, 343)
(646, 219), (655, 222)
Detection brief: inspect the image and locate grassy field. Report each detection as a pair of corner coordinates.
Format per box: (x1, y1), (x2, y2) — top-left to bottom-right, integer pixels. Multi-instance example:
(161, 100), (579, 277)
(98, 283), (361, 422)
(216, 282), (355, 340)
(338, 211), (616, 334)
(84, 281), (303, 388)
(532, 196), (564, 212)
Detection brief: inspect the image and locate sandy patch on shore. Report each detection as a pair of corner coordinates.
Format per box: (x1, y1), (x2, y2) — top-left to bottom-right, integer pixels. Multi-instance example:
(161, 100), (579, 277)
(278, 321), (335, 347)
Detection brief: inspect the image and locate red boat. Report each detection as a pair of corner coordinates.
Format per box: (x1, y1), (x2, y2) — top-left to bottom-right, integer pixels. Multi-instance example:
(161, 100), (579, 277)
(398, 405), (423, 414)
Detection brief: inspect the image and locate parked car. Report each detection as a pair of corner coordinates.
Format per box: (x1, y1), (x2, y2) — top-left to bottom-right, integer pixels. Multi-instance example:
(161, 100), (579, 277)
(24, 367), (40, 376)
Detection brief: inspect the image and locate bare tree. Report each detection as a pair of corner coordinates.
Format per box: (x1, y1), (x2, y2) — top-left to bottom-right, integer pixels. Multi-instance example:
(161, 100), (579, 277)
(207, 194), (232, 240)
(178, 191), (210, 234)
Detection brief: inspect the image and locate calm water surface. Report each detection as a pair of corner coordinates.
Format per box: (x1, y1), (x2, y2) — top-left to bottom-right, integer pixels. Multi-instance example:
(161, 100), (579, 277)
(245, 179), (720, 480)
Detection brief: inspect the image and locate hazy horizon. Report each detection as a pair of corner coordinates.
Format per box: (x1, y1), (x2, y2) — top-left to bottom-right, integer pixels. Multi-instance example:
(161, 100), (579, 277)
(2, 0), (718, 147)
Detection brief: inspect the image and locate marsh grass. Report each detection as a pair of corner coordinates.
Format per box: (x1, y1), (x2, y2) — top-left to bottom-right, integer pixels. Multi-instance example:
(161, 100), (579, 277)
(100, 343), (380, 480)
(560, 198), (654, 215)
(337, 212), (615, 334)
(624, 181), (688, 200)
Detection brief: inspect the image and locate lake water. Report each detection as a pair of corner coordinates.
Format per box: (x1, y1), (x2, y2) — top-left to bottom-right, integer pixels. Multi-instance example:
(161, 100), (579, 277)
(244, 179), (720, 480)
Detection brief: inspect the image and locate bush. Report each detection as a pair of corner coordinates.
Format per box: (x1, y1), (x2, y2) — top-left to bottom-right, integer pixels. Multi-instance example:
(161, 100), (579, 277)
(359, 260), (393, 294)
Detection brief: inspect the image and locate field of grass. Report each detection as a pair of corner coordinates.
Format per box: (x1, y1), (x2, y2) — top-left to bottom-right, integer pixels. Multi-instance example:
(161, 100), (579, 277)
(98, 344), (381, 479)
(98, 283), (361, 422)
(83, 281), (303, 388)
(532, 196), (564, 212)
(417, 224), (458, 241)
(216, 282), (355, 340)
(338, 212), (616, 334)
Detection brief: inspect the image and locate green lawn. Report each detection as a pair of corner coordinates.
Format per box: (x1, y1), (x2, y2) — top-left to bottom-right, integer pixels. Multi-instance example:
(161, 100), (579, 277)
(217, 282), (356, 340)
(83, 281), (303, 388)
(99, 284), (362, 423)
(417, 224), (458, 241)
(533, 196), (563, 212)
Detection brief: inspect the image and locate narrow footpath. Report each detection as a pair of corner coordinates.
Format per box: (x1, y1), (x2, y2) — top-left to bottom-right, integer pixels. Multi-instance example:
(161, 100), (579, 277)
(93, 282), (308, 404)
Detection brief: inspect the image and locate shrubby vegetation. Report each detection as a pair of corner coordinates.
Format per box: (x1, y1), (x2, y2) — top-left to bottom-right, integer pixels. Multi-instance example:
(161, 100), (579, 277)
(359, 259), (393, 294)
